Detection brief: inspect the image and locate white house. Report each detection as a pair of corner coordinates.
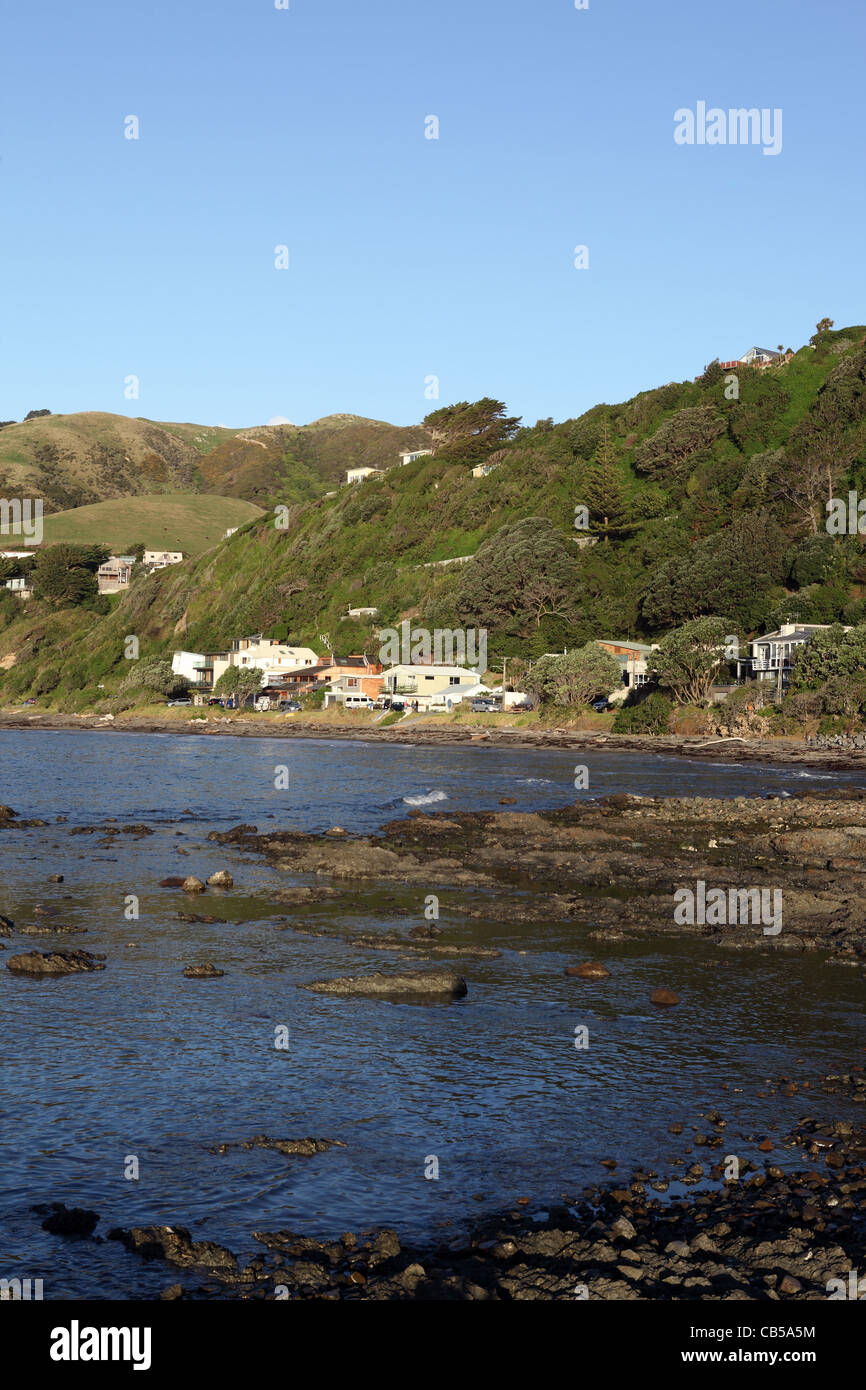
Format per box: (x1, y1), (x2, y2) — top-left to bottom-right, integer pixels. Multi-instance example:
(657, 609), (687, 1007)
(398, 449), (433, 466)
(471, 462), (499, 479)
(97, 556), (136, 594)
(345, 467), (384, 485)
(4, 575), (33, 600)
(737, 623), (851, 688)
(381, 664), (488, 710)
(171, 651), (221, 688)
(143, 550), (183, 568)
(212, 641), (319, 688)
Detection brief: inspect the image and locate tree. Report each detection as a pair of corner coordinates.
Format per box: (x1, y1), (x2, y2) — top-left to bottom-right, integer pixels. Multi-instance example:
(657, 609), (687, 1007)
(582, 420), (627, 534)
(633, 405), (727, 479)
(544, 643), (622, 706)
(24, 408), (52, 420)
(214, 665), (265, 705)
(652, 617), (732, 705)
(423, 399), (522, 464)
(119, 659), (189, 699)
(456, 517), (582, 639)
(789, 624), (866, 690)
(30, 544), (107, 608)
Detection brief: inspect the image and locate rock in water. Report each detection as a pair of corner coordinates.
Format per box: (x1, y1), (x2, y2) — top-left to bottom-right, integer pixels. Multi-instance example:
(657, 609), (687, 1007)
(303, 969), (468, 999)
(182, 876), (206, 893)
(206, 870), (234, 887)
(183, 963), (225, 979)
(565, 961), (611, 979)
(6, 949), (106, 975)
(650, 988), (681, 1007)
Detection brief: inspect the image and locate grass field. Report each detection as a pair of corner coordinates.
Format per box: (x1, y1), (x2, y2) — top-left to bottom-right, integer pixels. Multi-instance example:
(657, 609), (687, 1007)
(38, 494), (264, 555)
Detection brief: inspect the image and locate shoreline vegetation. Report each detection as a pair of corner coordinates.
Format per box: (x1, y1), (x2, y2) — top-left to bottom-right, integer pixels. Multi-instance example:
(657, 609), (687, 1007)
(3, 704), (866, 770)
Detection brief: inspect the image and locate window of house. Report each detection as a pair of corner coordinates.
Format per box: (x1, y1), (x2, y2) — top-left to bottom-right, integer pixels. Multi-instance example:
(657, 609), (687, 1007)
(449, 677), (460, 685)
(425, 675), (434, 681)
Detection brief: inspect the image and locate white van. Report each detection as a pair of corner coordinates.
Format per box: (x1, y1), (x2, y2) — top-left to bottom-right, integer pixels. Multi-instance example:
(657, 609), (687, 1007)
(344, 694), (373, 710)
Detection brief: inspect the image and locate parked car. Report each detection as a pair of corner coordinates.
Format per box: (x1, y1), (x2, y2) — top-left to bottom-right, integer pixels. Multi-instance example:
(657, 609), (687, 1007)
(207, 697), (224, 707)
(470, 698), (499, 713)
(591, 698), (609, 713)
(279, 699), (302, 712)
(388, 699), (406, 712)
(22, 697), (37, 706)
(167, 698), (192, 707)
(344, 694), (373, 710)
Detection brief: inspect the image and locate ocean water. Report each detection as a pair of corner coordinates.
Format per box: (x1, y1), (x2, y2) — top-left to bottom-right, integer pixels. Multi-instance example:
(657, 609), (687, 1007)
(0, 729), (864, 1298)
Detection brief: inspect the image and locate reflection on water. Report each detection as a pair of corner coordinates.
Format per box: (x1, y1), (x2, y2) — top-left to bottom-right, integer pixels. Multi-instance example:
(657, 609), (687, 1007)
(0, 730), (863, 1298)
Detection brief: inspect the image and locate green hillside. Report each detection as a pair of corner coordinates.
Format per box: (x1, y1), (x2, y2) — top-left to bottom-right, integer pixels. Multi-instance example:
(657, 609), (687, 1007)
(3, 321), (866, 710)
(0, 410), (432, 513)
(37, 494), (264, 556)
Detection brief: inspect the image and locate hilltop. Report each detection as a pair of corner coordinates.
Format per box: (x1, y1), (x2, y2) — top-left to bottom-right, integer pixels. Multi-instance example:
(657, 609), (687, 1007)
(0, 411), (431, 512)
(37, 494), (264, 556)
(2, 321), (865, 710)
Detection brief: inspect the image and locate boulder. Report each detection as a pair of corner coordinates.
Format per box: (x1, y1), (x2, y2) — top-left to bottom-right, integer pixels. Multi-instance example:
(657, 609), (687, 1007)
(303, 969), (468, 999)
(206, 870), (234, 888)
(565, 961), (611, 980)
(182, 876), (206, 893)
(6, 949), (106, 975)
(650, 988), (681, 1007)
(183, 963), (224, 979)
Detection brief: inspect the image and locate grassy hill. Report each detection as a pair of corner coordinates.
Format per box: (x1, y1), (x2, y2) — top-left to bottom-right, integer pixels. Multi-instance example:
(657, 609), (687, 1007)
(37, 494), (264, 556)
(3, 322), (866, 710)
(0, 411), (432, 512)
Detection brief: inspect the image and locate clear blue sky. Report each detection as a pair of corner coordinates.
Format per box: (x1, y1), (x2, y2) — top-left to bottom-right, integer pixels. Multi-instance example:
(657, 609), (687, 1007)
(2, 0), (864, 429)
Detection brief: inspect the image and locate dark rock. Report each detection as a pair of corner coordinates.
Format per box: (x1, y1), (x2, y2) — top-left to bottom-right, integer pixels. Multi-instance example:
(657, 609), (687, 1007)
(183, 963), (225, 978)
(6, 949), (106, 975)
(302, 969), (468, 999)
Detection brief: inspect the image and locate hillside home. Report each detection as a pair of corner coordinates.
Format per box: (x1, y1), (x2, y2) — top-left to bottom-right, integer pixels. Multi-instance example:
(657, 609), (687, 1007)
(398, 449), (433, 466)
(381, 663), (487, 710)
(4, 575), (33, 600)
(143, 550), (183, 568)
(597, 639), (659, 691)
(212, 640), (319, 688)
(471, 462), (499, 479)
(343, 606), (379, 619)
(323, 671), (385, 706)
(97, 556), (136, 594)
(737, 623), (851, 689)
(171, 651), (222, 689)
(719, 347), (789, 371)
(223, 528), (238, 539)
(345, 467), (384, 484)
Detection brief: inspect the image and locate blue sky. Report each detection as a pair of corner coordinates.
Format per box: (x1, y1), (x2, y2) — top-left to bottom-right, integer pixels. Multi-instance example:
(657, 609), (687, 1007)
(2, 0), (864, 429)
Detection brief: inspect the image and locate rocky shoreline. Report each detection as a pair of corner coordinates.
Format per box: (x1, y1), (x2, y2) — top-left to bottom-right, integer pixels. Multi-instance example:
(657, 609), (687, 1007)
(34, 1089), (866, 1300)
(204, 789), (866, 966)
(2, 708), (866, 770)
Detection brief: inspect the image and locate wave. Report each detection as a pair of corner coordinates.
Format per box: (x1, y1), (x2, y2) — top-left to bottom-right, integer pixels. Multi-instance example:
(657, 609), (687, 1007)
(402, 789), (449, 806)
(517, 777), (554, 785)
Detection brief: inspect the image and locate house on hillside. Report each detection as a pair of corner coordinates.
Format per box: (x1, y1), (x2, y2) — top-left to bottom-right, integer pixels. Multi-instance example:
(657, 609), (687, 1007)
(97, 556), (136, 594)
(736, 623), (851, 690)
(171, 651), (223, 690)
(597, 639), (659, 693)
(343, 606), (379, 619)
(718, 347), (791, 371)
(398, 449), (433, 466)
(4, 575), (33, 600)
(212, 639), (320, 688)
(471, 462), (499, 478)
(345, 467), (384, 485)
(144, 550), (183, 568)
(323, 671), (385, 706)
(380, 663), (487, 710)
